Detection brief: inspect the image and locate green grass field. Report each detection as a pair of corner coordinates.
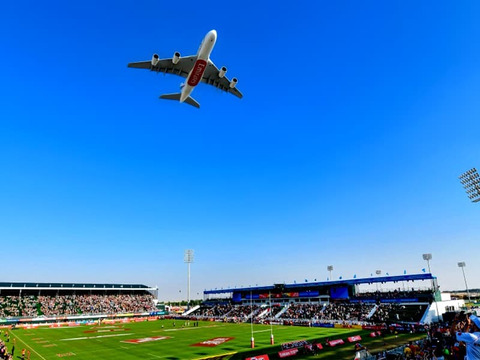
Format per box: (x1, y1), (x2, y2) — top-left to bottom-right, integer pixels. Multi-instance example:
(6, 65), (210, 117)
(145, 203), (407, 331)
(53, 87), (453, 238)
(3, 320), (425, 360)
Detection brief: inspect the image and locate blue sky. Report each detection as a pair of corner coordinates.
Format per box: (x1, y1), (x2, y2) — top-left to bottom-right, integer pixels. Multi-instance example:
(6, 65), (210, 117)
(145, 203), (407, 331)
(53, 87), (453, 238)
(1, 1), (479, 300)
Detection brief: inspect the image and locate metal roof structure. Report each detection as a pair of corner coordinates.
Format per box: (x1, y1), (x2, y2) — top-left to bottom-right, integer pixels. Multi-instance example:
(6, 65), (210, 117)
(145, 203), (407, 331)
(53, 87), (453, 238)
(204, 273), (435, 295)
(0, 282), (156, 291)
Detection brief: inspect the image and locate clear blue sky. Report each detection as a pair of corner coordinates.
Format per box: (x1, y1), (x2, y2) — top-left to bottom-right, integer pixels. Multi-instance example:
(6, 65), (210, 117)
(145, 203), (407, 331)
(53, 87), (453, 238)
(1, 1), (479, 300)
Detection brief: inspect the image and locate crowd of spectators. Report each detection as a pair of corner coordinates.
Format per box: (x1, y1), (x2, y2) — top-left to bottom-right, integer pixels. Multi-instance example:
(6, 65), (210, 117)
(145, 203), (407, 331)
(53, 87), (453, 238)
(0, 296), (37, 318)
(355, 289), (433, 300)
(278, 303), (375, 324)
(0, 338), (12, 360)
(192, 302), (428, 325)
(370, 304), (427, 324)
(195, 304), (234, 318)
(0, 294), (155, 317)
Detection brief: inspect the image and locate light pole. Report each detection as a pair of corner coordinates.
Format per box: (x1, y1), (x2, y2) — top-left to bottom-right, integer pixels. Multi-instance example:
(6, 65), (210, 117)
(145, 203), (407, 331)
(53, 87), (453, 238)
(422, 253), (432, 273)
(458, 262), (471, 302)
(422, 253), (440, 322)
(184, 249), (194, 309)
(459, 168), (480, 202)
(375, 270), (381, 291)
(327, 265), (333, 280)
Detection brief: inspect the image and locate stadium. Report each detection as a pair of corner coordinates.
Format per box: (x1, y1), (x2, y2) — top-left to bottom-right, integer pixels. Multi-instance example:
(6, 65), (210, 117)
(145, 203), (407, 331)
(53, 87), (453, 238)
(0, 272), (472, 359)
(3, 1), (480, 360)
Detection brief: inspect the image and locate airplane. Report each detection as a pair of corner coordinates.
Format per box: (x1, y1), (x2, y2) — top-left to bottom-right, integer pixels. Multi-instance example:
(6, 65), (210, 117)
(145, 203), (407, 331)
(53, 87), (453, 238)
(128, 30), (242, 108)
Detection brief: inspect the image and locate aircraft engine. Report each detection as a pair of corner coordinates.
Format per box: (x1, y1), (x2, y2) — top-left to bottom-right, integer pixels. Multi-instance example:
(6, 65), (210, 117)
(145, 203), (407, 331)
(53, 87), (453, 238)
(218, 66), (227, 78)
(151, 54), (159, 66)
(172, 52), (180, 65)
(229, 77), (238, 89)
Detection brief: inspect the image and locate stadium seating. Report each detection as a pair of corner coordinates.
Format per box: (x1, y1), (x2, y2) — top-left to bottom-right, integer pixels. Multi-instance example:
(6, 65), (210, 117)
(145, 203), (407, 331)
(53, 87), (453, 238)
(0, 294), (155, 317)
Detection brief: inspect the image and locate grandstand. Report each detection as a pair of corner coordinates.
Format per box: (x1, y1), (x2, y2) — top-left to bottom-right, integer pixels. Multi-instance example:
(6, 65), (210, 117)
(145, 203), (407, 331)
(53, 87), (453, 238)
(0, 282), (160, 323)
(193, 273), (441, 325)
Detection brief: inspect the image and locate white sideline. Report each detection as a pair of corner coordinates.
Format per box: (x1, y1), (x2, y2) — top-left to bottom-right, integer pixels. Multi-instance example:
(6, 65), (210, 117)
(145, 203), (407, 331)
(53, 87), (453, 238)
(60, 333), (133, 341)
(9, 331), (48, 360)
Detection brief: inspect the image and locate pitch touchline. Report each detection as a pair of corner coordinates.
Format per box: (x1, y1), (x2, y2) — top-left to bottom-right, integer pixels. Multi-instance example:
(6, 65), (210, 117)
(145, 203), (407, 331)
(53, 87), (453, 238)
(9, 331), (48, 360)
(61, 333), (133, 341)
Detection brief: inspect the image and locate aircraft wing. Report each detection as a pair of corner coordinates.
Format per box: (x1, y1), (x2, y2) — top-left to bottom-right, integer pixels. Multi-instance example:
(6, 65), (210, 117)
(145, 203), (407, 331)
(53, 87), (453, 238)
(202, 60), (243, 99)
(128, 56), (197, 78)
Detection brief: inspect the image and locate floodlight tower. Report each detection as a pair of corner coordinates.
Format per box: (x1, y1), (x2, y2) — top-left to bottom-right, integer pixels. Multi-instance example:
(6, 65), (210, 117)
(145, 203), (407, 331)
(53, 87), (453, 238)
(458, 262), (471, 302)
(422, 253), (432, 273)
(184, 249), (194, 308)
(375, 270), (381, 291)
(327, 265), (333, 280)
(422, 253), (440, 321)
(459, 168), (480, 202)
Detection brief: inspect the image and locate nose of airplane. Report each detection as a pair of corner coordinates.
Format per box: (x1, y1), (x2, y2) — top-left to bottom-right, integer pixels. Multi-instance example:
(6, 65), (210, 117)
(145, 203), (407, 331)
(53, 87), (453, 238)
(209, 29), (217, 41)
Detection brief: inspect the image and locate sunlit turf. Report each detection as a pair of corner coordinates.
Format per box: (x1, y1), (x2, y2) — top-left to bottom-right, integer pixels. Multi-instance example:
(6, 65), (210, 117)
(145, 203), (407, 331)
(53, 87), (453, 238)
(3, 319), (425, 359)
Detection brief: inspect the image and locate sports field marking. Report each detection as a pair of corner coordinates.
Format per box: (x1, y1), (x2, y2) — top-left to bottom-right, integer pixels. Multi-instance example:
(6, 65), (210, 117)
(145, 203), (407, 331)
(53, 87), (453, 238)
(252, 329), (272, 333)
(148, 353), (167, 359)
(161, 324), (225, 332)
(60, 333), (133, 341)
(9, 331), (48, 360)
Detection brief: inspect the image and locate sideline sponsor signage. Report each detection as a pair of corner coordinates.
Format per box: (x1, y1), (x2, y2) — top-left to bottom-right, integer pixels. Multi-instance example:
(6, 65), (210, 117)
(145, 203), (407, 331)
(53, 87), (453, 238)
(246, 355), (269, 360)
(192, 337), (234, 347)
(312, 323), (334, 328)
(278, 348), (298, 358)
(281, 339), (308, 350)
(328, 339), (345, 346)
(348, 335), (362, 342)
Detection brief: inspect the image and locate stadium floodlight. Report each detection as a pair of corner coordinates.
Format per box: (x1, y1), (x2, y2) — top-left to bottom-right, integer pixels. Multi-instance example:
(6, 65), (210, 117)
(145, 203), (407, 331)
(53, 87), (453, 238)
(422, 253), (432, 273)
(422, 253), (440, 322)
(327, 265), (333, 280)
(458, 262), (471, 302)
(184, 249), (194, 308)
(459, 168), (480, 202)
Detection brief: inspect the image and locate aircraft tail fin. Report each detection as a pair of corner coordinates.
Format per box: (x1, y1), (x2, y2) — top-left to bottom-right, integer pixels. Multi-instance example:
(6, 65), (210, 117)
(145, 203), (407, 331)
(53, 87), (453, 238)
(159, 93), (200, 108)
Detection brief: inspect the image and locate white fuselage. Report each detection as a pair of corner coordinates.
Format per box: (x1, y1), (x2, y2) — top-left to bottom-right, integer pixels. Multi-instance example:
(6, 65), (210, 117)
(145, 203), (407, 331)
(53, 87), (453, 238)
(180, 30), (217, 103)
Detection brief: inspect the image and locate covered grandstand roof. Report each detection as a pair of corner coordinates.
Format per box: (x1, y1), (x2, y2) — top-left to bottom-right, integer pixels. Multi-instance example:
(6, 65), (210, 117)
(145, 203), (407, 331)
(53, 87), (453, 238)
(0, 282), (156, 291)
(204, 273), (435, 295)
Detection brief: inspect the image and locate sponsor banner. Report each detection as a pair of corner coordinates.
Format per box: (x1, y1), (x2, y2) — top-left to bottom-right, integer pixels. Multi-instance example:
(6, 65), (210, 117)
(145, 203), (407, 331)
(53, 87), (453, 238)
(335, 324), (352, 329)
(312, 323), (334, 328)
(328, 339), (345, 347)
(192, 337), (234, 347)
(382, 298), (418, 303)
(281, 340), (308, 350)
(348, 335), (362, 342)
(278, 348), (298, 358)
(122, 336), (170, 344)
(50, 323), (63, 328)
(363, 325), (386, 331)
(246, 355), (269, 360)
(350, 299), (376, 303)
